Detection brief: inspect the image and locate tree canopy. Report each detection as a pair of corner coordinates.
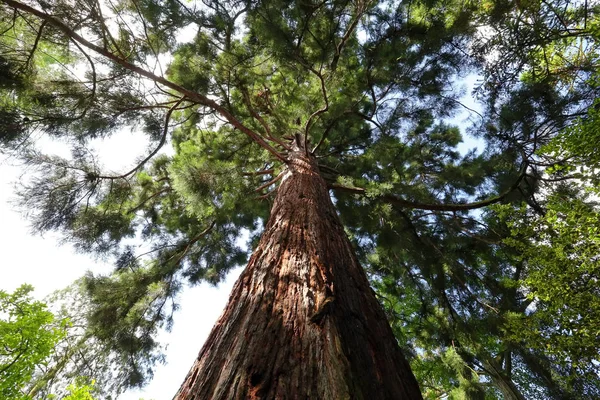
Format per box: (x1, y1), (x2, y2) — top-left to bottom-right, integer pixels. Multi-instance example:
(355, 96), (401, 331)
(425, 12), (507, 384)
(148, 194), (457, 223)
(0, 0), (599, 398)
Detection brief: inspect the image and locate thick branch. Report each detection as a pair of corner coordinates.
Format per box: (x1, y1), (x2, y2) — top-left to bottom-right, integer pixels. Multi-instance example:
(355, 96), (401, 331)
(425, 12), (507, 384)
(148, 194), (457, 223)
(240, 89), (290, 151)
(19, 19), (46, 72)
(170, 220), (217, 266)
(329, 169), (527, 212)
(127, 187), (171, 214)
(241, 168), (274, 176)
(1, 0), (287, 162)
(304, 69), (329, 154)
(311, 114), (341, 154)
(330, 2), (366, 72)
(254, 171), (284, 193)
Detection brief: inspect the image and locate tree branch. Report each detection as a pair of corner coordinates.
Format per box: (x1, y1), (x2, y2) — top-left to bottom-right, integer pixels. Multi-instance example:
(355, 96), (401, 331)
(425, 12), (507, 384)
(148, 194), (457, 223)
(254, 171), (284, 193)
(19, 19), (46, 72)
(329, 168), (527, 212)
(304, 68), (329, 154)
(90, 0), (126, 59)
(170, 220), (217, 267)
(330, 1), (366, 72)
(240, 88), (290, 151)
(311, 114), (341, 154)
(242, 168), (274, 176)
(96, 97), (185, 180)
(127, 187), (171, 215)
(69, 38), (96, 120)
(1, 0), (287, 163)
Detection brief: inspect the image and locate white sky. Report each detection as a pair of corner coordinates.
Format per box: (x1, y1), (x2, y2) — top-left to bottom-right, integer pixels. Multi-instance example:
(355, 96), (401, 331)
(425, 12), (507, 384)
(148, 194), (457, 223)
(0, 133), (242, 400)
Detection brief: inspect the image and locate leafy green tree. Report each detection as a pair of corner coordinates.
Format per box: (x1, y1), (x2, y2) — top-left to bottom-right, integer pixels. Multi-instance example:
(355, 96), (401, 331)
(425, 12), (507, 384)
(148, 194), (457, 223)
(0, 284), (123, 399)
(488, 73), (600, 400)
(0, 285), (66, 399)
(498, 196), (600, 398)
(27, 282), (155, 399)
(51, 379), (97, 400)
(0, 0), (599, 398)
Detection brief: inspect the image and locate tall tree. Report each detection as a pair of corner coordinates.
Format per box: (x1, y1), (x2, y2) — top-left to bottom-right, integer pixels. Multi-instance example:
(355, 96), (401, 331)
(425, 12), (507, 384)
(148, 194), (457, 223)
(0, 0), (598, 398)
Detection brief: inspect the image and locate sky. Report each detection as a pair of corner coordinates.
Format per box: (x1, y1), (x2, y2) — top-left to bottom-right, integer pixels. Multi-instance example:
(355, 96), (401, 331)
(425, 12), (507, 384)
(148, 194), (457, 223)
(0, 135), (242, 400)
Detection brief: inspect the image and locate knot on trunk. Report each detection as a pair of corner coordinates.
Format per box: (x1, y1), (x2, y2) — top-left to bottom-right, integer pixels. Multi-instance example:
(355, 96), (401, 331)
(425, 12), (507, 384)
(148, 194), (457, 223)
(310, 295), (335, 325)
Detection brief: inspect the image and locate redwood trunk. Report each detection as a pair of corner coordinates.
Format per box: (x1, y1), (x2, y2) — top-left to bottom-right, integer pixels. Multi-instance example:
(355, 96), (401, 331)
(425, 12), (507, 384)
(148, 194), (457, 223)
(174, 145), (423, 399)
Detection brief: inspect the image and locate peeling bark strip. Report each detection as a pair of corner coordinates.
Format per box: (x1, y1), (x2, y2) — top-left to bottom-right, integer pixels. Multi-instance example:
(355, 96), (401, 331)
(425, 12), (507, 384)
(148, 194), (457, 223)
(174, 145), (423, 399)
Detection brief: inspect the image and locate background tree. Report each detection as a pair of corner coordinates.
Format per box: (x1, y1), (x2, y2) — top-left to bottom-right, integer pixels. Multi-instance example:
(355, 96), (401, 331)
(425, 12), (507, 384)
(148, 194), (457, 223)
(0, 285), (66, 399)
(0, 284), (113, 400)
(0, 0), (599, 398)
(27, 281), (156, 399)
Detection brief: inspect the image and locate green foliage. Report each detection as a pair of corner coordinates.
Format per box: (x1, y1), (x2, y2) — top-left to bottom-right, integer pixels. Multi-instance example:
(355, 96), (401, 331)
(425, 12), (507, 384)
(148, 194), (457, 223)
(24, 281), (159, 399)
(0, 285), (66, 400)
(542, 99), (600, 184)
(83, 270), (174, 387)
(1, 0), (600, 397)
(488, 69), (600, 398)
(496, 195), (600, 396)
(49, 379), (97, 400)
(167, 34), (215, 93)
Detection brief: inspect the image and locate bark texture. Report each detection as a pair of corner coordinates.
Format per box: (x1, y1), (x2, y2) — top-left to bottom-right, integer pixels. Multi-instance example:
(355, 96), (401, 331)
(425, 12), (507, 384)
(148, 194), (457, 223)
(174, 145), (423, 400)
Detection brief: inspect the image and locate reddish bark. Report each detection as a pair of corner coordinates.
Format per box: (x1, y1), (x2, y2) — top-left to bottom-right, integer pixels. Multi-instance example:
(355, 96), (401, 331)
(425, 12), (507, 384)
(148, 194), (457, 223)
(174, 144), (423, 399)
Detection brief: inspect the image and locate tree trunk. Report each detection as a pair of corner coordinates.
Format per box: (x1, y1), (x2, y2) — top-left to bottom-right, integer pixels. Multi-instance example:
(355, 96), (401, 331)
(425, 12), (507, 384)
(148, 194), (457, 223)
(174, 142), (423, 399)
(482, 359), (526, 400)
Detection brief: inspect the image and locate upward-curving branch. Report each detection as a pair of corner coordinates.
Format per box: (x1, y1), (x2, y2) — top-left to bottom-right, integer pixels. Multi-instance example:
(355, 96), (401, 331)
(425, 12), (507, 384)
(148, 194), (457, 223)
(330, 166), (528, 212)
